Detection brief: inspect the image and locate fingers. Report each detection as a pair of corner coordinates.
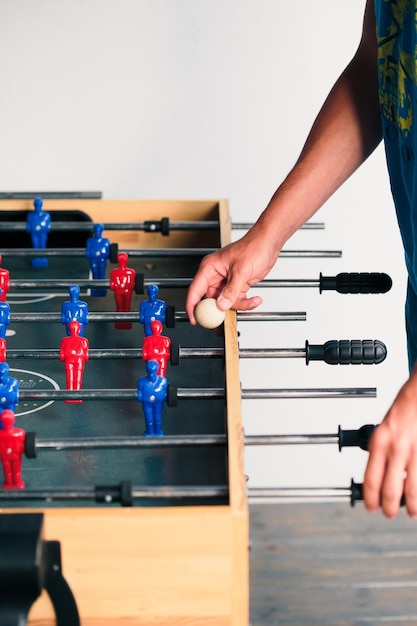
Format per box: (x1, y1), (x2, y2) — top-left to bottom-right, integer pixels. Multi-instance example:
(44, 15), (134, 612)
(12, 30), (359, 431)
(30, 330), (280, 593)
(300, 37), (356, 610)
(404, 453), (417, 518)
(185, 274), (212, 325)
(216, 287), (263, 313)
(185, 256), (224, 324)
(185, 251), (263, 324)
(363, 424), (389, 514)
(187, 275), (263, 324)
(362, 371), (417, 518)
(364, 422), (417, 518)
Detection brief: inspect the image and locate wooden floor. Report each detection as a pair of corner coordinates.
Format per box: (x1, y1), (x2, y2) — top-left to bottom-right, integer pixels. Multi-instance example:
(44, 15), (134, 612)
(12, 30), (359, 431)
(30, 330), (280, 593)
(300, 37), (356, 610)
(249, 501), (417, 625)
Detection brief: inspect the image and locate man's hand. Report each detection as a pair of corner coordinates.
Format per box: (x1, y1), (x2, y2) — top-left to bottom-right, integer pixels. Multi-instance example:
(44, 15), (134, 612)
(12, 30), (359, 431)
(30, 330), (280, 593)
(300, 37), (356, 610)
(364, 366), (417, 518)
(185, 228), (280, 324)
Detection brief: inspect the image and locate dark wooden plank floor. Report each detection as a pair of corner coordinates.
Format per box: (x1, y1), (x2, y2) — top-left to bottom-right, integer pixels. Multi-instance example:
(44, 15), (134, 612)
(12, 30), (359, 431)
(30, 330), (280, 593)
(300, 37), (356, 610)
(249, 502), (417, 625)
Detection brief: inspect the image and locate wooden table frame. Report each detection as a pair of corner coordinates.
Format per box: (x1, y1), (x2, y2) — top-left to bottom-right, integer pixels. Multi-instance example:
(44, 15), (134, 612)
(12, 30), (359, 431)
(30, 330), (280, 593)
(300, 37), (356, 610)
(0, 198), (249, 626)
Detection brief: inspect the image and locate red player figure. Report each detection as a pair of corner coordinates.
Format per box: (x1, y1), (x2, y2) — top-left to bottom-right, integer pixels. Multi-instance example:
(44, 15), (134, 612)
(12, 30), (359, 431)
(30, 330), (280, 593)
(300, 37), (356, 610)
(0, 409), (25, 489)
(142, 320), (171, 377)
(0, 256), (10, 302)
(60, 320), (89, 404)
(109, 252), (136, 329)
(0, 339), (6, 362)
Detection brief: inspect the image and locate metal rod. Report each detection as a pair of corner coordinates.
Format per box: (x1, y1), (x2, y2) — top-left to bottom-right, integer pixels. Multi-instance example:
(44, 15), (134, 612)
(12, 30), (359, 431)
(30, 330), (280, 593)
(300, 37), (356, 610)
(36, 434), (228, 450)
(244, 434), (340, 445)
(1, 247), (216, 258)
(239, 348), (306, 359)
(9, 311), (307, 323)
(232, 222), (324, 231)
(240, 387), (376, 399)
(247, 486), (352, 500)
(2, 248), (340, 260)
(0, 484), (365, 503)
(0, 220), (323, 232)
(32, 433), (338, 452)
(0, 191), (102, 199)
(6, 275), (337, 291)
(175, 311), (307, 322)
(9, 312), (141, 322)
(0, 485), (229, 501)
(8, 348), (145, 360)
(8, 273), (390, 297)
(29, 426), (376, 452)
(0, 482), (372, 505)
(248, 480), (367, 505)
(274, 250), (341, 258)
(17, 386), (376, 402)
(5, 347), (307, 360)
(9, 279), (109, 290)
(263, 279), (319, 288)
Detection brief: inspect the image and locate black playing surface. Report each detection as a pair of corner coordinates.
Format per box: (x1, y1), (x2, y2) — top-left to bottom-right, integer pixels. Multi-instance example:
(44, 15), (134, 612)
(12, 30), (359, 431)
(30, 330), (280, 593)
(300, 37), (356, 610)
(2, 248), (228, 508)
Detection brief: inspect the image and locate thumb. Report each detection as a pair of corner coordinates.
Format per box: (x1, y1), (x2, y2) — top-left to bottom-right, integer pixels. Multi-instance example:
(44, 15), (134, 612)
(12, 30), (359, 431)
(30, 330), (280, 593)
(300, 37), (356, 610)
(216, 283), (241, 311)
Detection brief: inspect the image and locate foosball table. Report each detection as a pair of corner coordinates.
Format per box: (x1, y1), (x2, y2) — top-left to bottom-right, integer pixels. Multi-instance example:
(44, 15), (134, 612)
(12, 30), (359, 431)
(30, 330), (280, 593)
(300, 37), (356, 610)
(0, 195), (393, 626)
(0, 197), (248, 626)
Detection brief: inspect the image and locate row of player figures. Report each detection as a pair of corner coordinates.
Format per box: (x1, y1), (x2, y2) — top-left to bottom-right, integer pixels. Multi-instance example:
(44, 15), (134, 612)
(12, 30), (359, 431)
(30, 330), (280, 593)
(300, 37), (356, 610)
(23, 197), (333, 283)
(26, 197), (113, 283)
(1, 195), (395, 300)
(0, 250), (171, 332)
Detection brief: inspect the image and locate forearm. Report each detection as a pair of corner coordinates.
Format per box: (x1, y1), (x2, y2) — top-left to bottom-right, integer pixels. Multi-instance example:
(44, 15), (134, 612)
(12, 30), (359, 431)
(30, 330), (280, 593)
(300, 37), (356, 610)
(186, 0), (380, 318)
(187, 58), (382, 316)
(252, 32), (382, 251)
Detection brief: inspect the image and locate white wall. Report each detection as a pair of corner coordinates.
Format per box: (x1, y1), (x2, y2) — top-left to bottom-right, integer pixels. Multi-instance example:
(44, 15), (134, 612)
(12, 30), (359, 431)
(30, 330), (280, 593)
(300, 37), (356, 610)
(0, 1), (409, 496)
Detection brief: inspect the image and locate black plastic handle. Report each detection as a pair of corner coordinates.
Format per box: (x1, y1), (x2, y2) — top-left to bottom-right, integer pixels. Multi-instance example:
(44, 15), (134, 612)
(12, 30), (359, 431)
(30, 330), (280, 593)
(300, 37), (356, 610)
(338, 424), (376, 451)
(305, 339), (387, 365)
(350, 479), (364, 506)
(350, 479), (406, 507)
(319, 272), (392, 294)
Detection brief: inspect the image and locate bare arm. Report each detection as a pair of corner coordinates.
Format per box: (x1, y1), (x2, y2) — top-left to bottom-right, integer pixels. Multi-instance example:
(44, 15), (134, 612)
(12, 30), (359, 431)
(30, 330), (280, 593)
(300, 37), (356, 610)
(186, 0), (381, 323)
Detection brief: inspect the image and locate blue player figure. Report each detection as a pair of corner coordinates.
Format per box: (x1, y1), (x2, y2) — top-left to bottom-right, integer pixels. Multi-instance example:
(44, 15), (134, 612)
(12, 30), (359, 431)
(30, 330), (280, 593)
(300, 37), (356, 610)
(61, 284), (89, 336)
(85, 223), (111, 296)
(0, 289), (10, 340)
(26, 197), (51, 268)
(0, 362), (19, 414)
(139, 284), (166, 336)
(137, 359), (168, 437)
